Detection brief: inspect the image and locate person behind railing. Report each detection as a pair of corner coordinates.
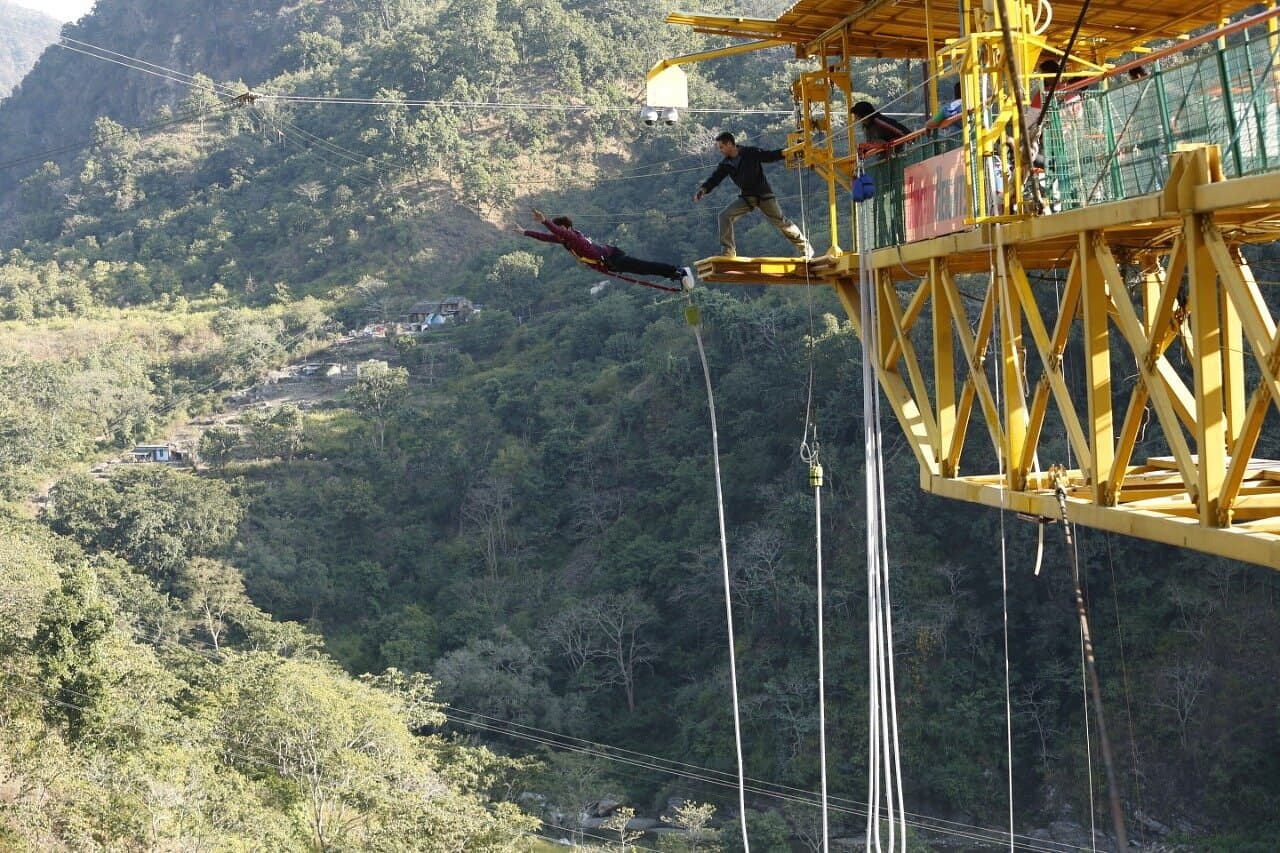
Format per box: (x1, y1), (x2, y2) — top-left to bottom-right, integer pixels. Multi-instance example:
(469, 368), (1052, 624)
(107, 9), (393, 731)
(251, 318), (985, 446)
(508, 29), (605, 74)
(851, 101), (912, 159)
(925, 82), (964, 138)
(1117, 64), (1165, 195)
(1024, 59), (1079, 210)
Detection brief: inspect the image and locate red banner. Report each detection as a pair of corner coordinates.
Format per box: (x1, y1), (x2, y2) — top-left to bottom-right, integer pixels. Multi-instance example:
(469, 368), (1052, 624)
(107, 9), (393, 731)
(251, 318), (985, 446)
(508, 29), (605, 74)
(904, 148), (968, 242)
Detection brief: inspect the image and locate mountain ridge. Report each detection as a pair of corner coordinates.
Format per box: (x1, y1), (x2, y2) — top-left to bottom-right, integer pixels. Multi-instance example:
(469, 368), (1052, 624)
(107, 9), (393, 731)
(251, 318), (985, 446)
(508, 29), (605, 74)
(0, 0), (62, 99)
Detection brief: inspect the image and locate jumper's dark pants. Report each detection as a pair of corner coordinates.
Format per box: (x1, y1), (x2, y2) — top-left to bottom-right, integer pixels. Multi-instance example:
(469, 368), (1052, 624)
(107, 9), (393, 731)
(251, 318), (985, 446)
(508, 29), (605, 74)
(603, 249), (679, 280)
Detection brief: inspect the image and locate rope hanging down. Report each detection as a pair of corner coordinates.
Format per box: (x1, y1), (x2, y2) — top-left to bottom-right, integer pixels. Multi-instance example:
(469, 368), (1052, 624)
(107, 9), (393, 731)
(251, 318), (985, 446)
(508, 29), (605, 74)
(1051, 475), (1130, 850)
(795, 151), (833, 853)
(991, 228), (1019, 850)
(686, 299), (752, 852)
(856, 198), (907, 853)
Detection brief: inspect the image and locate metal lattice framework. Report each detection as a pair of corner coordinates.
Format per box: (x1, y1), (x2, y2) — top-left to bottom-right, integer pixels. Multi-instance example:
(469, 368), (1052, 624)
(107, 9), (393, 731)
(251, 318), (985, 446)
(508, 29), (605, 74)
(662, 0), (1280, 567)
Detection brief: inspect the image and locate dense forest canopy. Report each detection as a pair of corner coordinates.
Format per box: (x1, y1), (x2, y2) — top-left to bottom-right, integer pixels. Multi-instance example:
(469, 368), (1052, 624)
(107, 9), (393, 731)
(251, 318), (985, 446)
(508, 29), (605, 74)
(1, 0), (1278, 850)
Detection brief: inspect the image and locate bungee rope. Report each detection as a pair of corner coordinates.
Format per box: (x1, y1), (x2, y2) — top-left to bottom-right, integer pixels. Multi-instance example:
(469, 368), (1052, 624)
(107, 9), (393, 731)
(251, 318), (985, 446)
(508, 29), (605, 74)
(795, 159), (832, 853)
(855, 177), (907, 853)
(684, 293), (752, 852)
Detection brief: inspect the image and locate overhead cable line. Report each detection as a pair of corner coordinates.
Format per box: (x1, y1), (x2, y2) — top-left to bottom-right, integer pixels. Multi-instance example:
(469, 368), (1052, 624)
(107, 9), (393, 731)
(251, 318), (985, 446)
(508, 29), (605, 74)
(57, 35), (239, 96)
(444, 711), (1079, 852)
(261, 93), (793, 115)
(440, 703), (1081, 853)
(0, 99), (241, 173)
(54, 42), (230, 94)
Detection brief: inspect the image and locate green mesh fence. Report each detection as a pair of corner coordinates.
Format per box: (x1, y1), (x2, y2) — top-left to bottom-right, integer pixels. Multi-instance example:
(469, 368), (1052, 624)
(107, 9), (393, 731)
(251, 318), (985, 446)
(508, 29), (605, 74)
(1038, 35), (1280, 211)
(860, 33), (1280, 248)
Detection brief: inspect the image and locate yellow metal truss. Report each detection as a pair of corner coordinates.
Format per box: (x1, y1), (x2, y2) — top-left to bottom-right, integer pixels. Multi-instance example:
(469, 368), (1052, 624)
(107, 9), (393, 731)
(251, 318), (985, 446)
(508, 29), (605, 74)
(665, 0), (1280, 566)
(695, 150), (1280, 566)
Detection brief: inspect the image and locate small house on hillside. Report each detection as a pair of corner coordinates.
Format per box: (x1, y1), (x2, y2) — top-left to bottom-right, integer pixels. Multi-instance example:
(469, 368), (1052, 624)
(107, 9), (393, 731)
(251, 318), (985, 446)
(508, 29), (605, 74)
(129, 444), (187, 464)
(405, 296), (474, 328)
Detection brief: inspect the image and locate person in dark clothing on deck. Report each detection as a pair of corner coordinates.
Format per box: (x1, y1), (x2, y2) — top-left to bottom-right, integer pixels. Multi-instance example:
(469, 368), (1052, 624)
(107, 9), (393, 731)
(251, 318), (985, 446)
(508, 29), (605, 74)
(517, 208), (694, 289)
(693, 131), (813, 259)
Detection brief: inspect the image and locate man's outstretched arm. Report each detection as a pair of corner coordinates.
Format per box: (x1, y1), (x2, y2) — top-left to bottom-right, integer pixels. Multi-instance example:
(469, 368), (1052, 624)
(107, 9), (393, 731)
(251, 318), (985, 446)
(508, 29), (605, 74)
(694, 163), (730, 200)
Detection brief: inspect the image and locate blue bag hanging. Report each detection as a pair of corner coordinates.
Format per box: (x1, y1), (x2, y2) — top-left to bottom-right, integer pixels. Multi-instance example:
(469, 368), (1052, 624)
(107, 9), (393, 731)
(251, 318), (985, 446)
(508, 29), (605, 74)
(852, 171), (875, 202)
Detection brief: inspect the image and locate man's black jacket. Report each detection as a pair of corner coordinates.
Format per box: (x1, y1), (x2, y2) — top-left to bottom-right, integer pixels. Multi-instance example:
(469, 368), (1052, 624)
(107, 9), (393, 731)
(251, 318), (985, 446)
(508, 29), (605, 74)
(700, 146), (785, 199)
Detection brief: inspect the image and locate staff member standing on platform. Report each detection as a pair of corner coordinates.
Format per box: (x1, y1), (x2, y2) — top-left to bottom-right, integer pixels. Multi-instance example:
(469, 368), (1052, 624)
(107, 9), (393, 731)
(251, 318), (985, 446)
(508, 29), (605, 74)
(694, 132), (813, 259)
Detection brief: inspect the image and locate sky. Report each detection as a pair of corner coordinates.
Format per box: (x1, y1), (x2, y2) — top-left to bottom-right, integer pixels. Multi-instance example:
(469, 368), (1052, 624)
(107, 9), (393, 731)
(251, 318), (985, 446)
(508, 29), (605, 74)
(10, 0), (96, 23)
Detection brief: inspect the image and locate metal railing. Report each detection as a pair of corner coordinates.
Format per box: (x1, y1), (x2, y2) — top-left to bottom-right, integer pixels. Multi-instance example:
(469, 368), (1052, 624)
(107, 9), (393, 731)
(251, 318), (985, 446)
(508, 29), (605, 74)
(859, 24), (1280, 248)
(1041, 34), (1280, 211)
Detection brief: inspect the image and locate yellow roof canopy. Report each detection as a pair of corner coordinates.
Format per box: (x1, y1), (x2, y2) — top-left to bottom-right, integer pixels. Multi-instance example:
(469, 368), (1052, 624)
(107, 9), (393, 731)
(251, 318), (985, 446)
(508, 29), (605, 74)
(668, 0), (1265, 60)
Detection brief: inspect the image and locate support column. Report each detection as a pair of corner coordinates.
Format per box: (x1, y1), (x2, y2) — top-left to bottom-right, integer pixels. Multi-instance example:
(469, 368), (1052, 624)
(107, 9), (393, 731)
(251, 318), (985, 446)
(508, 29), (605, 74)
(932, 259), (957, 475)
(1080, 232), (1115, 504)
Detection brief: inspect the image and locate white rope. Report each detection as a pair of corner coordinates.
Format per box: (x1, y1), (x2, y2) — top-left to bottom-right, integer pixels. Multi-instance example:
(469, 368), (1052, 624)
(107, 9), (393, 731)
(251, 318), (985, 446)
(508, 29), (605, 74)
(690, 314), (752, 853)
(857, 201), (906, 853)
(813, 463), (831, 853)
(993, 225), (1018, 852)
(795, 152), (832, 853)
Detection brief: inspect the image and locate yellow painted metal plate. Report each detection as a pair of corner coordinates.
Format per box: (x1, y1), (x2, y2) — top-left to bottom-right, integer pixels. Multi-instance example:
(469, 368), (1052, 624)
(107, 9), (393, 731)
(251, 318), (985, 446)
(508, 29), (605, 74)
(670, 0), (1265, 59)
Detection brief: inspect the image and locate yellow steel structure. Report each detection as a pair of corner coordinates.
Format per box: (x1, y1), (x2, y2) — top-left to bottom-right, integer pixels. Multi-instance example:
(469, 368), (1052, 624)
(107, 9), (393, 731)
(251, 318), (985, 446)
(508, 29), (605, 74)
(660, 0), (1280, 567)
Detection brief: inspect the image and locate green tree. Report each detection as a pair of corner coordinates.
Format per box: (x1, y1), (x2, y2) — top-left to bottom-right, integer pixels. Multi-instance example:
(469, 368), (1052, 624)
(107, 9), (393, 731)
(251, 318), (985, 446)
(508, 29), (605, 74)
(486, 250), (543, 318)
(433, 630), (577, 731)
(243, 404), (304, 461)
(216, 655), (535, 850)
(28, 565), (113, 738)
(198, 425), (240, 469)
(47, 468), (243, 583)
(346, 362), (410, 451)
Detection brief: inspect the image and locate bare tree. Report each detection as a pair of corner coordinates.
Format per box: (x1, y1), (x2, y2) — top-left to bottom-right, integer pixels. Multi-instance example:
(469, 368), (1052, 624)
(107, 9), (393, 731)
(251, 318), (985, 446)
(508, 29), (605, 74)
(762, 670), (816, 771)
(353, 275), (398, 325)
(1153, 660), (1210, 749)
(461, 475), (514, 586)
(543, 610), (594, 676)
(1014, 669), (1066, 769)
(602, 805), (643, 851)
(295, 181), (325, 205)
(548, 591), (656, 713)
(176, 558), (251, 652)
(782, 801), (823, 853)
(736, 524), (787, 620)
(1167, 583), (1215, 641)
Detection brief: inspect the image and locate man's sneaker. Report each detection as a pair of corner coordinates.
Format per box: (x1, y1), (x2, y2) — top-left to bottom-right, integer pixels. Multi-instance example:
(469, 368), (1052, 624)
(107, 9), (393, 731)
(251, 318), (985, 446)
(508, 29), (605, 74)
(678, 266), (696, 292)
(801, 244), (815, 260)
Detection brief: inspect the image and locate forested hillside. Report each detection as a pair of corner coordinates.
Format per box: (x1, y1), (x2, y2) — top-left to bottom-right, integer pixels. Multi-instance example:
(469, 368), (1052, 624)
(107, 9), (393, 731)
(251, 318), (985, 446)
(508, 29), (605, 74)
(1, 0), (1278, 849)
(0, 1), (61, 99)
